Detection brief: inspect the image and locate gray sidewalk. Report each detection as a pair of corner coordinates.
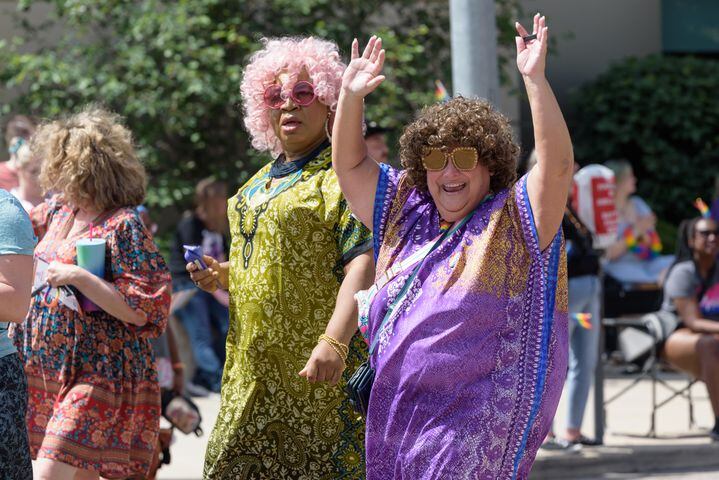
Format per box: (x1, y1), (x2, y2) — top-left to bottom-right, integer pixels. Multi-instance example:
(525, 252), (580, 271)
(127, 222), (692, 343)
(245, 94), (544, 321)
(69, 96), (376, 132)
(158, 373), (719, 479)
(533, 372), (719, 479)
(157, 394), (220, 480)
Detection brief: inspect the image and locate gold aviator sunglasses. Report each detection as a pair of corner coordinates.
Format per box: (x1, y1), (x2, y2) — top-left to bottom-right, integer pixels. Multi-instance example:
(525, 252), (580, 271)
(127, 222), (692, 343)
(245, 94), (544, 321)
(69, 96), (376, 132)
(421, 147), (479, 171)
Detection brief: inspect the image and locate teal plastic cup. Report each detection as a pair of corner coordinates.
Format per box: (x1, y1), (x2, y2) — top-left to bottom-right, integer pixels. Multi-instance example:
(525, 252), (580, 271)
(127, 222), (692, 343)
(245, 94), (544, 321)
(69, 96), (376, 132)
(76, 238), (106, 311)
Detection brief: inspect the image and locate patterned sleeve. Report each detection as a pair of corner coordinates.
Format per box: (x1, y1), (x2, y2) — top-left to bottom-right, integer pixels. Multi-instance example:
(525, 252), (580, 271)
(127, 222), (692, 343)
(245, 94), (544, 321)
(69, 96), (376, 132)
(511, 172), (563, 261)
(108, 210), (171, 338)
(322, 171), (373, 268)
(29, 197), (62, 241)
(336, 199), (373, 266)
(372, 163), (406, 260)
(0, 194), (36, 255)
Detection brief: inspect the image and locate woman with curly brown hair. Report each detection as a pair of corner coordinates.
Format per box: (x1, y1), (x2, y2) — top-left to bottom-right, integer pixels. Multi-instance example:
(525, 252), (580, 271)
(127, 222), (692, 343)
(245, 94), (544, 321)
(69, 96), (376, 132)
(9, 107), (171, 480)
(332, 15), (572, 479)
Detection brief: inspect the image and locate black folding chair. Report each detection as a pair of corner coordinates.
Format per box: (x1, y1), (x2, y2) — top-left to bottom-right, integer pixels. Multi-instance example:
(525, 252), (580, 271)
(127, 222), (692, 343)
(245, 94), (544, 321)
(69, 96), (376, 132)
(600, 278), (697, 438)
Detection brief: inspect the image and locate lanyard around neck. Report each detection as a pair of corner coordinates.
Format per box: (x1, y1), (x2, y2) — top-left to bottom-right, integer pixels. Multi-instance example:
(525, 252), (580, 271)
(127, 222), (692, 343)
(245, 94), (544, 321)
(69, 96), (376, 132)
(368, 208), (477, 356)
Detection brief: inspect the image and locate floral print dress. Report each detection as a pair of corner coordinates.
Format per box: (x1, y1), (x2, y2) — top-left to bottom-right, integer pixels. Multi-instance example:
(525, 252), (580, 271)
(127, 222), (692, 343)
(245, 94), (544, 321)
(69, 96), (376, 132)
(10, 200), (171, 479)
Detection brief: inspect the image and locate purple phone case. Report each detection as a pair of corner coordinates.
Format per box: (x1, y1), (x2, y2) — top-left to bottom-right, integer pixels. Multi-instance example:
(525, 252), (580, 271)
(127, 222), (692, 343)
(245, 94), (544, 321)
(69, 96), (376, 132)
(183, 245), (207, 269)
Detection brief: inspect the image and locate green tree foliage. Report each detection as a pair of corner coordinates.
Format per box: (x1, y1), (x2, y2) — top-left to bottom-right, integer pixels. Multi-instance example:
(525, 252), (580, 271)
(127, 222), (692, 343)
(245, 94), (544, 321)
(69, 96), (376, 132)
(1, 0), (522, 209)
(572, 55), (719, 225)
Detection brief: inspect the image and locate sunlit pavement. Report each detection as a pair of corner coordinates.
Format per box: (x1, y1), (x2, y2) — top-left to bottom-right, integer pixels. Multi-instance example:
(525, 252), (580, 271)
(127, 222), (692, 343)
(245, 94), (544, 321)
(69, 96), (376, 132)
(157, 374), (719, 479)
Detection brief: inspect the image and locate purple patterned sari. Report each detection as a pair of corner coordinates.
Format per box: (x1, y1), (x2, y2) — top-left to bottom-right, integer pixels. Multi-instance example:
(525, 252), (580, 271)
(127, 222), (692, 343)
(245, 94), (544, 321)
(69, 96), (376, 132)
(363, 164), (568, 479)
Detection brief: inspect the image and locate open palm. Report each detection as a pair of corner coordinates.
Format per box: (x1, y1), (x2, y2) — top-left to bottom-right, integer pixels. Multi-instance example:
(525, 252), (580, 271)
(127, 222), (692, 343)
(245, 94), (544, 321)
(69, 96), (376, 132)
(515, 14), (548, 78)
(342, 36), (385, 98)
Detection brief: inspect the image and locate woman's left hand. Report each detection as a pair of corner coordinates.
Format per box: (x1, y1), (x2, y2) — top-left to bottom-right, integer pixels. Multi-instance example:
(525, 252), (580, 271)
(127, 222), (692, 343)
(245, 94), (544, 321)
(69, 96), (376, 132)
(299, 341), (346, 386)
(515, 13), (548, 78)
(46, 261), (83, 288)
(341, 36), (386, 99)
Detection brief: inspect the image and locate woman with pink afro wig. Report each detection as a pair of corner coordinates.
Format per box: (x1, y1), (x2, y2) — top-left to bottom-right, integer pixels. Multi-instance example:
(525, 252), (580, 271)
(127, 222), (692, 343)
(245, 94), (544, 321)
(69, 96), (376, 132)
(241, 36), (346, 156)
(188, 36), (374, 479)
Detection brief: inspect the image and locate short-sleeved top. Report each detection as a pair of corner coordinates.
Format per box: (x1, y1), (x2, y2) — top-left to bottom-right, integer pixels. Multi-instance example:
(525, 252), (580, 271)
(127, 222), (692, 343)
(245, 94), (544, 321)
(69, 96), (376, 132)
(0, 189), (36, 358)
(363, 165), (568, 479)
(662, 260), (719, 321)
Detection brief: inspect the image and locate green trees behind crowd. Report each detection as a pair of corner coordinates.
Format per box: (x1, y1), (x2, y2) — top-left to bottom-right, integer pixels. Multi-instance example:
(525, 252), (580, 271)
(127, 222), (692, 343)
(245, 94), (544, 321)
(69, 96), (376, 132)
(573, 54), (719, 228)
(0, 0), (522, 210)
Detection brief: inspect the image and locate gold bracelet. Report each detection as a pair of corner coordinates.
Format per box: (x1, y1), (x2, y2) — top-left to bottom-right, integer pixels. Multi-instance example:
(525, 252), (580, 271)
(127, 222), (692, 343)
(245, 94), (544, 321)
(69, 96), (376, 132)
(319, 334), (349, 355)
(319, 334), (348, 362)
(319, 334), (348, 363)
(325, 334), (349, 359)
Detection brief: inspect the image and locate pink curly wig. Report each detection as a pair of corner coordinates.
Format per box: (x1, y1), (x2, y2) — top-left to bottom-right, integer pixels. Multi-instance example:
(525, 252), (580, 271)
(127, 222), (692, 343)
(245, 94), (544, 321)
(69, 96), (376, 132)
(240, 36), (346, 157)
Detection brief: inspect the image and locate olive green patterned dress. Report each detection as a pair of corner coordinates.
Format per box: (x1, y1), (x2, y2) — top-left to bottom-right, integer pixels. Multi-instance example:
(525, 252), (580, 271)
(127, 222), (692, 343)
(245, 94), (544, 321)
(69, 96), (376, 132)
(203, 146), (372, 479)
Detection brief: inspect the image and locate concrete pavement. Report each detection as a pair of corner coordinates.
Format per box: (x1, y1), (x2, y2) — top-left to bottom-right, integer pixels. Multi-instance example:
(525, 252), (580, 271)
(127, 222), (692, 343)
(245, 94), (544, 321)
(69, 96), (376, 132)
(157, 395), (220, 480)
(533, 371), (719, 479)
(157, 372), (719, 479)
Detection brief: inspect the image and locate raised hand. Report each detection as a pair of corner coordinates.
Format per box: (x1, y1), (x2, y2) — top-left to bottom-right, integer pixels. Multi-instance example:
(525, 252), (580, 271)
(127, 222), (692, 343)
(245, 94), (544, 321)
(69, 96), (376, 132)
(341, 36), (386, 98)
(515, 14), (548, 78)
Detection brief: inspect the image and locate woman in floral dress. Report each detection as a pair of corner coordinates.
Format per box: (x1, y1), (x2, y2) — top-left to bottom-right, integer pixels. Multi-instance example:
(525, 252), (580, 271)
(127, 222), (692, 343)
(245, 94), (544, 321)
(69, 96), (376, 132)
(10, 107), (171, 480)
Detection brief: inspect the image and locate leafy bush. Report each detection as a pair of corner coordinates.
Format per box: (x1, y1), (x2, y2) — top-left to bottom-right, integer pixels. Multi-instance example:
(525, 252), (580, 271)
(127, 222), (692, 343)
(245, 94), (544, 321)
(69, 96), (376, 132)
(1, 0), (523, 213)
(572, 55), (719, 225)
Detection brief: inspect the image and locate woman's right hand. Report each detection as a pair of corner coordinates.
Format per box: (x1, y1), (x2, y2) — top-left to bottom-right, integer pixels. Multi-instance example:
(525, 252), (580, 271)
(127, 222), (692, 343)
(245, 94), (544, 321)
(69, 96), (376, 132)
(341, 36), (386, 99)
(187, 255), (224, 292)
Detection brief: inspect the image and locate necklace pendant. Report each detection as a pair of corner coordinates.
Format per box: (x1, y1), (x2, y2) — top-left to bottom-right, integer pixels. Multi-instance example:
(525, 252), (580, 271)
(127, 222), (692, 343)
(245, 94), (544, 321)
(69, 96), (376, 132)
(241, 207), (256, 235)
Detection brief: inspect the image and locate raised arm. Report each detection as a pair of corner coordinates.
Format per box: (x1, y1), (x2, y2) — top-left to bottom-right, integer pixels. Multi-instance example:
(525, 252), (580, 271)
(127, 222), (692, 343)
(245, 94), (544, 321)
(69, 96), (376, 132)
(332, 36), (386, 229)
(517, 15), (574, 250)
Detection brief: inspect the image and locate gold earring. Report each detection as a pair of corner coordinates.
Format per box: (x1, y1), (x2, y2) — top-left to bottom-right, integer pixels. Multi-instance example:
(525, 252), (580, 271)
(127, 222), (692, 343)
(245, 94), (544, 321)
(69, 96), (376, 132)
(325, 111), (332, 140)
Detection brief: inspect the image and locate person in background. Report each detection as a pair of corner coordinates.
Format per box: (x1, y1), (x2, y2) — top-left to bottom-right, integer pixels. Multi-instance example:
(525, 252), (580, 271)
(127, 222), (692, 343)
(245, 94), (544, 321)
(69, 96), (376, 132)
(545, 160), (602, 449)
(10, 142), (44, 213)
(364, 121), (389, 164)
(0, 189), (35, 480)
(170, 177), (230, 395)
(1, 115), (36, 191)
(604, 159), (673, 285)
(188, 36), (374, 479)
(661, 216), (719, 441)
(10, 107), (171, 480)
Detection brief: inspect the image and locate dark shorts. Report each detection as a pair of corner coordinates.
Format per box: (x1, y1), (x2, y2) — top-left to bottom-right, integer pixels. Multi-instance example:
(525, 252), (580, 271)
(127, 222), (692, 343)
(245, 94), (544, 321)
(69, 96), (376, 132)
(0, 353), (32, 480)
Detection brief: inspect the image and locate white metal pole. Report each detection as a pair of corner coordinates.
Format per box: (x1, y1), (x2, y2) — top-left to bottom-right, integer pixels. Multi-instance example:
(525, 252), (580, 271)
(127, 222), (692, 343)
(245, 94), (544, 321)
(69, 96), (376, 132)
(450, 0), (500, 104)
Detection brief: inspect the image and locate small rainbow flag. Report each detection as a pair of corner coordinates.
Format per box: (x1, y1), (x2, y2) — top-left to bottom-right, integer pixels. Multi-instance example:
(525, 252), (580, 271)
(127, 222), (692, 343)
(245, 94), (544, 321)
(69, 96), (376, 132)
(434, 80), (450, 103)
(694, 198), (711, 218)
(573, 312), (593, 330)
(647, 230), (662, 257)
